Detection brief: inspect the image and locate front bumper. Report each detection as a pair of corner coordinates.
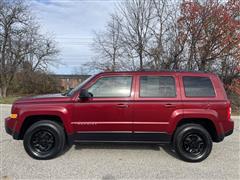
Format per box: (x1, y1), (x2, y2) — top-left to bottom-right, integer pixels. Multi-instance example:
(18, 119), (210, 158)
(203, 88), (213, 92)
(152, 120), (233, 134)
(5, 117), (20, 139)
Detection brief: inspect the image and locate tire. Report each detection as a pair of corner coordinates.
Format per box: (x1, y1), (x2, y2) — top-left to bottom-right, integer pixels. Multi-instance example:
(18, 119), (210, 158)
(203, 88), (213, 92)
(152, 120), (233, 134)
(173, 123), (212, 162)
(23, 120), (66, 160)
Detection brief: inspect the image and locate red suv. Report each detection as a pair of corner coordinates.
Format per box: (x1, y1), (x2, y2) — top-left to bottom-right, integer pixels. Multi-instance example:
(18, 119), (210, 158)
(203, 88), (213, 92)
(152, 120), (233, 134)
(5, 71), (234, 162)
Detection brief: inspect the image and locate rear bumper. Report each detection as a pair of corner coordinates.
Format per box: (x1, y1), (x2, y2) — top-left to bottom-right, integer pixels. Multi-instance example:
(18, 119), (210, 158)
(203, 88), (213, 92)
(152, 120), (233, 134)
(223, 119), (234, 136)
(5, 117), (20, 140)
(216, 120), (234, 142)
(224, 128), (233, 137)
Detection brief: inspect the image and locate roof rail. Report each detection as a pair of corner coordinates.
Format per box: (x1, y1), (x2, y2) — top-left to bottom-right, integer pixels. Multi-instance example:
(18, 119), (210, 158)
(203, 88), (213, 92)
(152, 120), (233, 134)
(138, 69), (208, 73)
(101, 69), (209, 73)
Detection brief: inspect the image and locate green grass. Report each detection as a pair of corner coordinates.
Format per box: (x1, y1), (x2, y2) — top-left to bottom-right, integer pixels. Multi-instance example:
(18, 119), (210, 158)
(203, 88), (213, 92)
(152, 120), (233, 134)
(0, 96), (21, 104)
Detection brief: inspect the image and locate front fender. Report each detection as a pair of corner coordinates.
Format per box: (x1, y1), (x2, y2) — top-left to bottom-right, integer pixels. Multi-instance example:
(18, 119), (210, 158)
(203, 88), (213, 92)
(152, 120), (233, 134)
(16, 104), (74, 134)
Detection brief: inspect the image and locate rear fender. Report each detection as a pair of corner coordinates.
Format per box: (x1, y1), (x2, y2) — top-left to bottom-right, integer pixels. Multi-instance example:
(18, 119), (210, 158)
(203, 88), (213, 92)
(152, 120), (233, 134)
(167, 109), (184, 134)
(172, 109), (222, 135)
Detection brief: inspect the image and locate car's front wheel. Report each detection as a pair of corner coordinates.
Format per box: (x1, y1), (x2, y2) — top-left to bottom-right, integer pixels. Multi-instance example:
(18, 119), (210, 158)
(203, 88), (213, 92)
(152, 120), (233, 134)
(23, 120), (66, 160)
(173, 123), (212, 162)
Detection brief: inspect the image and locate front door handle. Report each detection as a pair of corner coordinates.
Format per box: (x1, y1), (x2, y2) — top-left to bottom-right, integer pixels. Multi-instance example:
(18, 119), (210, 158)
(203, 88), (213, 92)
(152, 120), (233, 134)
(116, 104), (128, 108)
(164, 104), (176, 108)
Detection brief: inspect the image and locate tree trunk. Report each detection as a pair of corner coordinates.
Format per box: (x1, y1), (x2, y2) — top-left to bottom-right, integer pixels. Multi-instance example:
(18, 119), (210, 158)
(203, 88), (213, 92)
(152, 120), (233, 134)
(0, 86), (8, 98)
(112, 48), (116, 71)
(139, 52), (143, 70)
(199, 60), (206, 71)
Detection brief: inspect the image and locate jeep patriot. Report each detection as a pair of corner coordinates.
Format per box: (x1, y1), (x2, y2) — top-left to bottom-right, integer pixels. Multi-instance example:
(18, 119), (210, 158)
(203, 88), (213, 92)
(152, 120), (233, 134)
(5, 71), (234, 162)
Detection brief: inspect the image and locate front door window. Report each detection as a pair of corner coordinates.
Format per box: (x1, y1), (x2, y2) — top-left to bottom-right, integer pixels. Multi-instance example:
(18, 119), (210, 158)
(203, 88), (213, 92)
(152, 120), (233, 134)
(88, 76), (132, 97)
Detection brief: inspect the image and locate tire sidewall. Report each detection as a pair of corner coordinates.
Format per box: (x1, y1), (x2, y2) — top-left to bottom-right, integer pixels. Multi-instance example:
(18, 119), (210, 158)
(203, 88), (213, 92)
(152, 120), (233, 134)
(24, 121), (65, 160)
(174, 125), (212, 162)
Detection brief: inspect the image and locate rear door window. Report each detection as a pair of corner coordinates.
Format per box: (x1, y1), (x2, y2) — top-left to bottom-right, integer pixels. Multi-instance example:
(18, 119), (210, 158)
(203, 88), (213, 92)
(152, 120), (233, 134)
(140, 76), (176, 97)
(183, 76), (215, 97)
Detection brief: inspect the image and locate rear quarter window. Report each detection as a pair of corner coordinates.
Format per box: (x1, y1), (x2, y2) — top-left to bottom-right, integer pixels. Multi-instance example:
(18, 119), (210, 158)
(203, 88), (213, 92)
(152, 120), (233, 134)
(183, 76), (215, 97)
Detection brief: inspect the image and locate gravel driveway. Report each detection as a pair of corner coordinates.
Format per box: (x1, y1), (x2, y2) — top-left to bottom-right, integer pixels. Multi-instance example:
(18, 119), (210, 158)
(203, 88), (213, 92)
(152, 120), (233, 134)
(1, 104), (239, 180)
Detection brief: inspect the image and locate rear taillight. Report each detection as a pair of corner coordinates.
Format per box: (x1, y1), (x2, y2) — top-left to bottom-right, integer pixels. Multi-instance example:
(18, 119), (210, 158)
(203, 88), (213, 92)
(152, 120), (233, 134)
(227, 103), (231, 121)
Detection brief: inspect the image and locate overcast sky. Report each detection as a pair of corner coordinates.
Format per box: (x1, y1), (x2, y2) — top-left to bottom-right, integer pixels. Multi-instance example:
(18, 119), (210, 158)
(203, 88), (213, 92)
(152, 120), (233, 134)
(30, 0), (119, 74)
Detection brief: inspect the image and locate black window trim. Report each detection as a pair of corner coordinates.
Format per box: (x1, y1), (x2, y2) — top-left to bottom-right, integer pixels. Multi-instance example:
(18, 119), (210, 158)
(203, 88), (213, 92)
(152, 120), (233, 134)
(87, 75), (133, 98)
(182, 76), (216, 98)
(139, 75), (177, 98)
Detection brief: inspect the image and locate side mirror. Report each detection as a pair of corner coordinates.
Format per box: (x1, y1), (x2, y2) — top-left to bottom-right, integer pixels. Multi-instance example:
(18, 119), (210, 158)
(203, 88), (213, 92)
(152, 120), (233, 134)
(79, 89), (93, 99)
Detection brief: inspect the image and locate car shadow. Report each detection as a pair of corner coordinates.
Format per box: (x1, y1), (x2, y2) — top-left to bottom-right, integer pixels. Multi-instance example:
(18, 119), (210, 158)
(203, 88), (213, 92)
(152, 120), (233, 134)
(161, 144), (181, 160)
(64, 142), (180, 160)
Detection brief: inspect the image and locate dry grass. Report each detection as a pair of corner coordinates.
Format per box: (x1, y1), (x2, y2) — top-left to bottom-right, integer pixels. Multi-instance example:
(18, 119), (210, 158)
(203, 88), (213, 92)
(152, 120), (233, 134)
(0, 96), (21, 104)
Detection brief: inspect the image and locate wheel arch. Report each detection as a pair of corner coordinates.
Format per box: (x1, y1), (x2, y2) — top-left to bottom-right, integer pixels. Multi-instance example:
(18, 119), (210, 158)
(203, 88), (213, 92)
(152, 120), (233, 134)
(19, 115), (65, 139)
(173, 118), (220, 142)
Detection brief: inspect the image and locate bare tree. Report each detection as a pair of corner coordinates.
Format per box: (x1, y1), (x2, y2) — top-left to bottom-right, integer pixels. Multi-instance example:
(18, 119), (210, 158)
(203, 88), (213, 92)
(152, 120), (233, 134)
(117, 0), (154, 70)
(0, 0), (59, 97)
(89, 0), (181, 72)
(88, 0), (182, 72)
(31, 35), (59, 72)
(0, 0), (30, 97)
(146, 0), (186, 70)
(85, 14), (123, 72)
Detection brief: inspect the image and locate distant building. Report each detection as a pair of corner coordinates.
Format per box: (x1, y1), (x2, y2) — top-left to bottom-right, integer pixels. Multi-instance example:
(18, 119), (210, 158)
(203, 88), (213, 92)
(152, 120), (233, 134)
(52, 74), (91, 90)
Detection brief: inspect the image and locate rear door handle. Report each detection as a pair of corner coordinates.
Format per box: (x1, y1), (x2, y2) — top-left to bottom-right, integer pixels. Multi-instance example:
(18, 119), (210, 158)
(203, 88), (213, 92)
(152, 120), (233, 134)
(164, 104), (176, 108)
(116, 104), (128, 108)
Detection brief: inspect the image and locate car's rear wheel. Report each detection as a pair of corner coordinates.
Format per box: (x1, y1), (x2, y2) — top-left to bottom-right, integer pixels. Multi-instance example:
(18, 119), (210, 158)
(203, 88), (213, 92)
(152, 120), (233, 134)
(173, 123), (212, 162)
(23, 120), (65, 160)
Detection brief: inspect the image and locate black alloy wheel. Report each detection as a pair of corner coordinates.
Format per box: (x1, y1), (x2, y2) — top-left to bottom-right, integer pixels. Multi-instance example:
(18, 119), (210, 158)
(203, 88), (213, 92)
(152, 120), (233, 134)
(23, 120), (66, 160)
(30, 130), (55, 153)
(173, 123), (212, 162)
(182, 133), (205, 156)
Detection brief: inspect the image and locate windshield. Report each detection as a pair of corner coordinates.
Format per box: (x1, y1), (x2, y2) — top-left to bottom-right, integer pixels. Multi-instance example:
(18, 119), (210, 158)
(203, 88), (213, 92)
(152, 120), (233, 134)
(66, 75), (95, 96)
